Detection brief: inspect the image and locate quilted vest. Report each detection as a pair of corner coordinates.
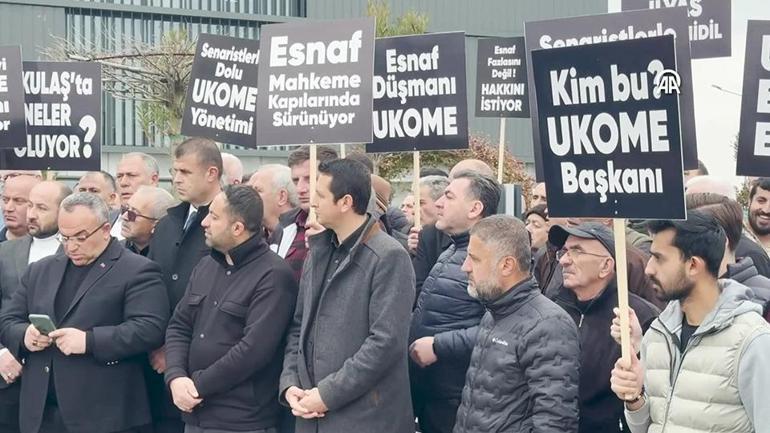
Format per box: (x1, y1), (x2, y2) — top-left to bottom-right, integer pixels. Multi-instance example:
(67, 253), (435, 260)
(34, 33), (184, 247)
(643, 311), (769, 433)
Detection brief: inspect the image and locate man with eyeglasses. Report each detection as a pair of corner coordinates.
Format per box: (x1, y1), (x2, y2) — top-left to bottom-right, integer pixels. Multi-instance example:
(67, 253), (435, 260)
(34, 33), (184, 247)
(121, 186), (177, 257)
(548, 222), (658, 433)
(0, 192), (169, 433)
(1, 175), (41, 243)
(113, 152), (161, 240)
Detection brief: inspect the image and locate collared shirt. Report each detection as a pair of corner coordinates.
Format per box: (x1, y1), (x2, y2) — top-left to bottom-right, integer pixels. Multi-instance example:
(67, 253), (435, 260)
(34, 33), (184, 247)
(284, 209), (309, 282)
(306, 217), (369, 381)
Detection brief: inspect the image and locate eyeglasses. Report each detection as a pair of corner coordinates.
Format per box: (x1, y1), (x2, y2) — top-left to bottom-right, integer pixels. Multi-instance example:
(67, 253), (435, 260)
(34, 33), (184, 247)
(556, 247), (610, 261)
(121, 205), (158, 222)
(57, 224), (106, 245)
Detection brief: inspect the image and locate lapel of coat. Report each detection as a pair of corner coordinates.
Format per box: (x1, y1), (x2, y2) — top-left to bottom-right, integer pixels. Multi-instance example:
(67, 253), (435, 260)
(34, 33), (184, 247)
(43, 254), (69, 321)
(60, 241), (121, 322)
(14, 236), (32, 279)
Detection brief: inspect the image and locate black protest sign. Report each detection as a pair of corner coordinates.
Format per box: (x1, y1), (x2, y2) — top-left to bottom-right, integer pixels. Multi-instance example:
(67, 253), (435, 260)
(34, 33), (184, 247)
(0, 62), (101, 171)
(525, 7), (698, 181)
(475, 37), (529, 118)
(255, 17), (375, 146)
(622, 0), (731, 59)
(736, 20), (770, 177)
(0, 46), (27, 148)
(181, 34), (259, 148)
(531, 35), (685, 219)
(367, 32), (469, 153)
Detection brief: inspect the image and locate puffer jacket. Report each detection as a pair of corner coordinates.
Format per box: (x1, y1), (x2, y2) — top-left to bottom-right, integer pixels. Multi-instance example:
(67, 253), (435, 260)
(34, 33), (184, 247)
(409, 232), (484, 400)
(724, 257), (770, 314)
(453, 277), (580, 433)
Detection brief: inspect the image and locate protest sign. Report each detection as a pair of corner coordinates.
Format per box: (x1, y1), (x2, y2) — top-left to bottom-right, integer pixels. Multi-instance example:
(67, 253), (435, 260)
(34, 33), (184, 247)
(525, 7), (698, 180)
(622, 0), (731, 59)
(736, 20), (770, 177)
(255, 17), (375, 146)
(181, 34), (259, 148)
(0, 46), (27, 148)
(0, 61), (101, 171)
(531, 35), (686, 219)
(367, 32), (469, 153)
(475, 37), (529, 118)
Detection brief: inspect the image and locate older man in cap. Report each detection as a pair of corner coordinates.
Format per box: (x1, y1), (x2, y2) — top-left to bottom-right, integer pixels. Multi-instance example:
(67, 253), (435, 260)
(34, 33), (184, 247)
(548, 222), (659, 433)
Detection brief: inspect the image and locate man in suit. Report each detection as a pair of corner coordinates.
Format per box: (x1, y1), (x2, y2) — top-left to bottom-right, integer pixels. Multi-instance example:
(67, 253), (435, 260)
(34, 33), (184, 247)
(0, 181), (70, 433)
(165, 185), (297, 433)
(280, 159), (415, 433)
(1, 175), (40, 243)
(147, 137), (223, 433)
(0, 192), (170, 433)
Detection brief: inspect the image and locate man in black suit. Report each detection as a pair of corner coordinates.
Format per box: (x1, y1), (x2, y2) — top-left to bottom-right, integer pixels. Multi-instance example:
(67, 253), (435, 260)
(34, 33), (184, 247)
(0, 192), (170, 433)
(147, 137), (223, 433)
(0, 181), (70, 433)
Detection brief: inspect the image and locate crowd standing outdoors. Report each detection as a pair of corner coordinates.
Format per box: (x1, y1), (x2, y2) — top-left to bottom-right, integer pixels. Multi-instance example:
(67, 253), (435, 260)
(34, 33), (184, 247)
(0, 146), (769, 433)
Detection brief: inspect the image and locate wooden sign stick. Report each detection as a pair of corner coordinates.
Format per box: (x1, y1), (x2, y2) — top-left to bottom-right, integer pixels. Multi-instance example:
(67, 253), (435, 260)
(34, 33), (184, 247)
(497, 117), (506, 183)
(613, 218), (632, 365)
(309, 143), (318, 223)
(413, 150), (421, 228)
(340, 143), (347, 158)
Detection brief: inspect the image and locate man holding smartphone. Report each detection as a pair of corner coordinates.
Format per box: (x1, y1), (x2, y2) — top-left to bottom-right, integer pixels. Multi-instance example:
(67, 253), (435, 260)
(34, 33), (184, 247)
(0, 192), (170, 433)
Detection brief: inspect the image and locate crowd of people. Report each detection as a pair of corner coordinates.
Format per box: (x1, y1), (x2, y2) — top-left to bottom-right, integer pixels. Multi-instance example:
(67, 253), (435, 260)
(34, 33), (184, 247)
(0, 139), (769, 433)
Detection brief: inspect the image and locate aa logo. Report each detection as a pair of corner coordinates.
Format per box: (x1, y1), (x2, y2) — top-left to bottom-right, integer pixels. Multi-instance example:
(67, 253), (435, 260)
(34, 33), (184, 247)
(654, 69), (681, 96)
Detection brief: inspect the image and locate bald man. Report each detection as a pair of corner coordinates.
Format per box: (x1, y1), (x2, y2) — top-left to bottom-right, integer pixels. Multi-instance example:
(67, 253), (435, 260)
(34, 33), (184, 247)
(1, 175), (41, 242)
(685, 175), (736, 200)
(221, 153), (244, 185)
(0, 181), (70, 433)
(248, 165), (298, 239)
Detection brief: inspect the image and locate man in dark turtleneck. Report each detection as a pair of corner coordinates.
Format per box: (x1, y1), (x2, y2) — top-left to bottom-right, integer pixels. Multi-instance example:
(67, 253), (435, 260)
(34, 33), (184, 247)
(165, 185), (297, 433)
(0, 192), (169, 433)
(408, 171), (501, 433)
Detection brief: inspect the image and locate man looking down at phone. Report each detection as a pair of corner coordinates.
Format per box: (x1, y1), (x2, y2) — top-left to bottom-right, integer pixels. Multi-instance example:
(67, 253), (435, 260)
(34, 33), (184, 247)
(0, 192), (170, 433)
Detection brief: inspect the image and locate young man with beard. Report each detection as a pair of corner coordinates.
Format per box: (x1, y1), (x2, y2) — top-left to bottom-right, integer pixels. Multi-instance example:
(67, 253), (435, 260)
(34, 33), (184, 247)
(746, 178), (770, 256)
(611, 211), (770, 433)
(453, 215), (579, 433)
(165, 185), (297, 433)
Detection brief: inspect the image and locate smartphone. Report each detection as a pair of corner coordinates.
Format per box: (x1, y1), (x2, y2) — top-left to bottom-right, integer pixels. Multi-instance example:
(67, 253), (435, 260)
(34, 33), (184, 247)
(28, 314), (56, 336)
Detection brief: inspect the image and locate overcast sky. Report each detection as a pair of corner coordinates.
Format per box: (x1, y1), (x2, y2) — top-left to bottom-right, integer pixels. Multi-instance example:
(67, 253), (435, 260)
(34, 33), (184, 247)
(607, 0), (770, 186)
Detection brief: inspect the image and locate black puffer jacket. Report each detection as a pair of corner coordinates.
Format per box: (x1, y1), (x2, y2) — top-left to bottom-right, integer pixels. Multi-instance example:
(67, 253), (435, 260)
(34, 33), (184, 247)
(409, 232), (484, 400)
(453, 277), (580, 433)
(724, 257), (770, 314)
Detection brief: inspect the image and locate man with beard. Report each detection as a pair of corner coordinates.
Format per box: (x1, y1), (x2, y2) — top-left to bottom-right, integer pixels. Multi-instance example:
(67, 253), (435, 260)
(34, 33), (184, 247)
(611, 211), (770, 433)
(165, 185), (297, 433)
(746, 178), (770, 256)
(452, 215), (579, 433)
(0, 181), (70, 433)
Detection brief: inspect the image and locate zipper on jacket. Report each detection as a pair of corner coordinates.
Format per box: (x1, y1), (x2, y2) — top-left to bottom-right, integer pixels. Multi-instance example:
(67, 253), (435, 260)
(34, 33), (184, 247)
(578, 314), (584, 328)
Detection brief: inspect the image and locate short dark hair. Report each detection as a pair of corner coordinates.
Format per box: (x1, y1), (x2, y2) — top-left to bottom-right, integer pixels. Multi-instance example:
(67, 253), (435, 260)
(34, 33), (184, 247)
(317, 159), (371, 215)
(686, 193), (742, 252)
(345, 152), (374, 174)
(175, 137), (223, 179)
(697, 159), (709, 175)
(421, 167), (449, 178)
(223, 185), (263, 235)
(647, 210), (726, 278)
(471, 215), (531, 273)
(287, 145), (338, 168)
(524, 203), (548, 222)
(452, 170), (501, 218)
(749, 178), (770, 202)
